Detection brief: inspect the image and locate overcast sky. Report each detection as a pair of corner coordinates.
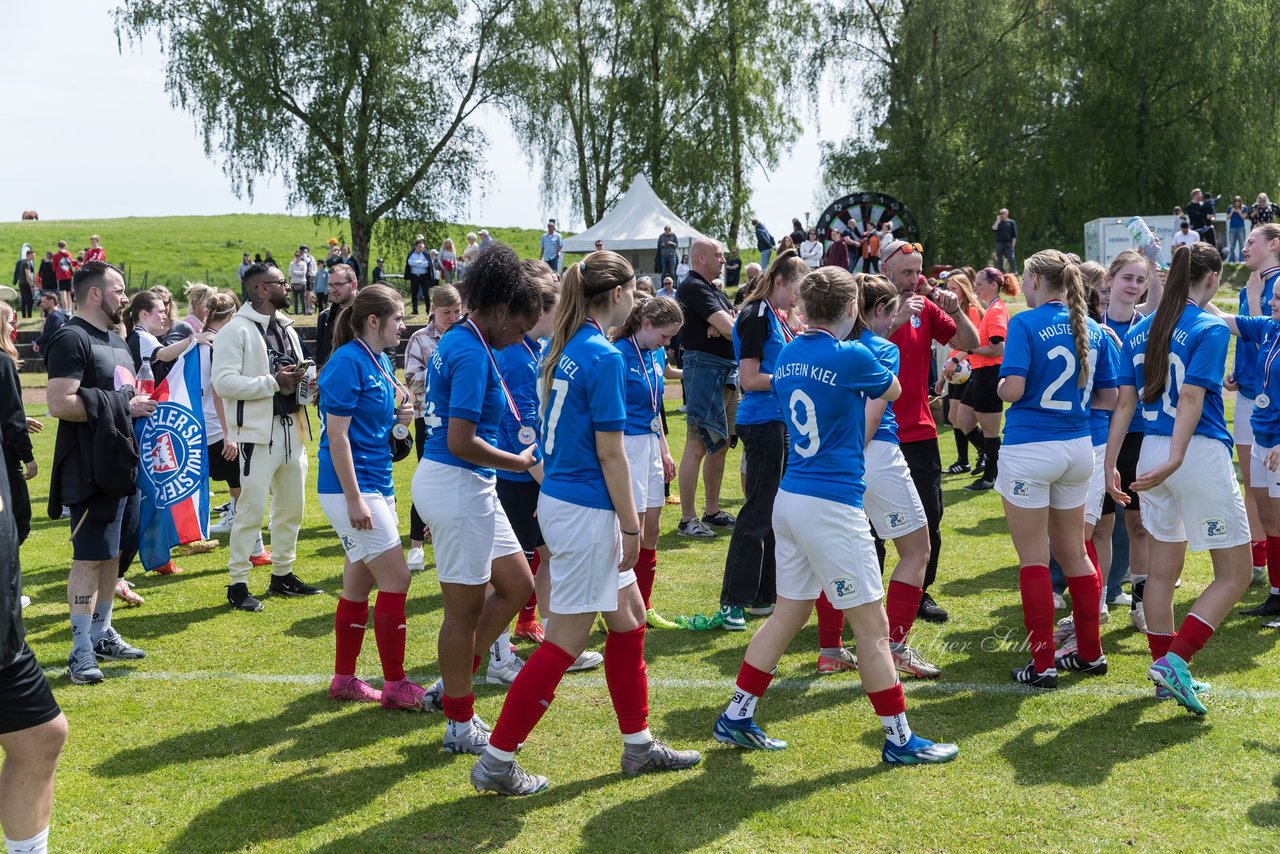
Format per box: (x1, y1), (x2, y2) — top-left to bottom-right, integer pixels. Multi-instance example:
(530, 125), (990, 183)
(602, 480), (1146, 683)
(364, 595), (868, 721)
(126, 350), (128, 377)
(1, 1), (844, 233)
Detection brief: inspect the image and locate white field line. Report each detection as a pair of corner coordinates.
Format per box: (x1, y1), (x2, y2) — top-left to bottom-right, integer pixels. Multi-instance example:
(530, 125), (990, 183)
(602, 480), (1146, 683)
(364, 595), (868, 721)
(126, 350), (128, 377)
(42, 668), (1280, 701)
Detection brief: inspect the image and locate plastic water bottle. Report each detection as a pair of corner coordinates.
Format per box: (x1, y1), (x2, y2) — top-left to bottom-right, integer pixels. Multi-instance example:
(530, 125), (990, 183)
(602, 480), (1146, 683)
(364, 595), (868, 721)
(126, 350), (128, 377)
(1124, 216), (1162, 265)
(135, 360), (154, 401)
(296, 363), (317, 405)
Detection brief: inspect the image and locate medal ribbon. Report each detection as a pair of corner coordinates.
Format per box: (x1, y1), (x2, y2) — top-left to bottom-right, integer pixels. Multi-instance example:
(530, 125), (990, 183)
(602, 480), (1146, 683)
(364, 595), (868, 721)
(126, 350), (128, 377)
(765, 299), (794, 342)
(463, 317), (522, 423)
(355, 339), (410, 407)
(1263, 330), (1280, 395)
(629, 336), (660, 421)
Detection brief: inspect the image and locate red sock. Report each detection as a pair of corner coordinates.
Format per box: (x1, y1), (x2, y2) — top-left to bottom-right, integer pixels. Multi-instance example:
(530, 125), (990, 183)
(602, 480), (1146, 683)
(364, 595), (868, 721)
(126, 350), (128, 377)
(885, 581), (923, 645)
(1147, 632), (1175, 661)
(736, 661), (774, 697)
(519, 551), (540, 625)
(472, 654), (481, 675)
(605, 625), (650, 735)
(334, 597), (368, 677)
(1252, 539), (1267, 568)
(1168, 613), (1215, 663)
(1066, 571), (1103, 661)
(372, 591), (407, 682)
(633, 548), (658, 609)
(866, 683), (906, 717)
(441, 692), (475, 724)
(489, 641), (576, 752)
(1084, 540), (1100, 575)
(1266, 537), (1280, 590)
(1019, 565), (1056, 672)
(816, 593), (844, 648)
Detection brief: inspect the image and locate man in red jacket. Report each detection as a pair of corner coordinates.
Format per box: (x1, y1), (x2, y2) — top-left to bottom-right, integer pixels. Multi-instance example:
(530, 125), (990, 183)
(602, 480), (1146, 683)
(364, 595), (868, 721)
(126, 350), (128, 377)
(52, 241), (75, 312)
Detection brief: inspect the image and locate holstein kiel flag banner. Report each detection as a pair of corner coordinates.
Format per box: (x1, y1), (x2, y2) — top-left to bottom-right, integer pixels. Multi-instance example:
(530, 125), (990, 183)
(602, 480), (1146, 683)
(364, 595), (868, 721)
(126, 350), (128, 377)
(135, 343), (209, 572)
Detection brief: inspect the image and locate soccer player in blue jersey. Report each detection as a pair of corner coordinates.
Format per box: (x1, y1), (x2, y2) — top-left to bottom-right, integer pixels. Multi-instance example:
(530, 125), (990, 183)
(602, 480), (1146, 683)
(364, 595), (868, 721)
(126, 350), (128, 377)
(713, 267), (958, 766)
(410, 243), (544, 755)
(1235, 224), (1280, 614)
(855, 274), (941, 679)
(999, 250), (1116, 689)
(472, 251), (701, 796)
(610, 294), (685, 629)
(317, 285), (424, 710)
(1106, 243), (1251, 714)
(719, 249), (807, 629)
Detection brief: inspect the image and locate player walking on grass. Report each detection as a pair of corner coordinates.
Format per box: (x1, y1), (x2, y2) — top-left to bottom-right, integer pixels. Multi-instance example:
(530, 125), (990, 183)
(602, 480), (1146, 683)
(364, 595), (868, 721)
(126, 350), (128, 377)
(471, 252), (701, 796)
(412, 243), (543, 753)
(317, 285), (430, 710)
(712, 267), (958, 766)
(999, 250), (1115, 689)
(610, 294), (684, 629)
(1106, 243), (1251, 714)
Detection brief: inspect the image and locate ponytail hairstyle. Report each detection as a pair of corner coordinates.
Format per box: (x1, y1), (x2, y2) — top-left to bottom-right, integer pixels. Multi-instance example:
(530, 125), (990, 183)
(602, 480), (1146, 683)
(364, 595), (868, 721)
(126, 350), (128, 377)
(204, 292), (239, 329)
(1105, 248), (1148, 288)
(1025, 249), (1091, 389)
(429, 282), (461, 311)
(149, 284), (178, 325)
(853, 274), (899, 336)
(185, 282), (214, 317)
(330, 283), (403, 355)
(611, 294), (683, 342)
(542, 250), (635, 398)
(1142, 243), (1222, 404)
(1079, 261), (1106, 322)
(741, 247), (808, 303)
(125, 290), (164, 336)
(943, 273), (983, 319)
(799, 267), (859, 325)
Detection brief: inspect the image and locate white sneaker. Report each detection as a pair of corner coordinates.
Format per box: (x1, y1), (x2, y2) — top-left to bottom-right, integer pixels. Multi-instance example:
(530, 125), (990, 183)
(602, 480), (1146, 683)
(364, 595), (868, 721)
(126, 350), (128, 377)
(407, 546), (425, 572)
(209, 510), (236, 535)
(485, 653), (526, 685)
(1130, 603), (1147, 632)
(567, 650), (604, 672)
(1108, 592), (1132, 607)
(20, 595), (30, 608)
(1052, 592), (1066, 610)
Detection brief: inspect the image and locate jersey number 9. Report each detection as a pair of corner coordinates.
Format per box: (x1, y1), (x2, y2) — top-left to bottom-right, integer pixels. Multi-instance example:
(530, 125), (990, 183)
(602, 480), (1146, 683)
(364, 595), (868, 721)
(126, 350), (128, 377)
(788, 389), (821, 458)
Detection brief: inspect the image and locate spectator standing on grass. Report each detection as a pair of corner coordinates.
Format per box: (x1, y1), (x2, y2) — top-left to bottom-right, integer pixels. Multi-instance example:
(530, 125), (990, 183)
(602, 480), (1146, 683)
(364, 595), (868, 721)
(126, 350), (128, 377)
(752, 218), (775, 269)
(478, 229), (494, 250)
(789, 217), (806, 248)
(288, 250), (309, 315)
(440, 238), (457, 284)
(676, 254), (691, 284)
(824, 228), (854, 270)
(31, 293), (66, 363)
(992, 208), (1017, 273)
(722, 250), (740, 289)
(1228, 196), (1248, 262)
(37, 251), (56, 296)
(404, 236), (432, 315)
(540, 220), (564, 272)
(372, 258), (385, 283)
(1186, 188), (1218, 247)
(315, 263), (358, 368)
(657, 225), (679, 284)
(340, 244), (360, 280)
(799, 229), (823, 268)
(313, 262), (329, 313)
(1251, 193), (1279, 226)
(459, 233), (479, 279)
(84, 235), (105, 264)
(13, 248), (35, 318)
(53, 242), (74, 312)
(237, 253), (252, 301)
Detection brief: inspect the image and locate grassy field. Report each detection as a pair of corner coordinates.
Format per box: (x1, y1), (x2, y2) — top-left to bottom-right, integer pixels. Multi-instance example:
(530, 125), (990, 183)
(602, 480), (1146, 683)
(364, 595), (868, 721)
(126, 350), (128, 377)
(12, 380), (1280, 853)
(0, 214), (548, 294)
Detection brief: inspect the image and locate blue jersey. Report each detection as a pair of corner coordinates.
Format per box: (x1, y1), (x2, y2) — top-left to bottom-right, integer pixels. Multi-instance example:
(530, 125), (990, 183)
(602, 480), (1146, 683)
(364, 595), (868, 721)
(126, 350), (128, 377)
(1089, 331), (1122, 445)
(1000, 302), (1110, 446)
(772, 332), (894, 508)
(618, 336), (664, 436)
(858, 328), (900, 444)
(1233, 267), (1280, 400)
(421, 324), (506, 476)
(733, 300), (790, 426)
(539, 323), (627, 511)
(495, 336), (543, 483)
(1235, 315), (1280, 448)
(1118, 304), (1232, 450)
(317, 341), (397, 496)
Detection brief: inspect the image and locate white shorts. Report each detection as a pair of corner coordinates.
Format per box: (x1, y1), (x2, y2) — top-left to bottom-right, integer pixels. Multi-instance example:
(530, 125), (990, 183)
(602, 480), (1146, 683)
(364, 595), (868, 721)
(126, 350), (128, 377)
(1137, 434), (1250, 551)
(862, 440), (927, 538)
(318, 492), (401, 564)
(624, 433), (665, 511)
(772, 489), (883, 609)
(1085, 443), (1107, 526)
(1235, 396), (1256, 447)
(1250, 443), (1280, 498)
(995, 437), (1094, 510)
(538, 492), (635, 614)
(411, 458), (521, 585)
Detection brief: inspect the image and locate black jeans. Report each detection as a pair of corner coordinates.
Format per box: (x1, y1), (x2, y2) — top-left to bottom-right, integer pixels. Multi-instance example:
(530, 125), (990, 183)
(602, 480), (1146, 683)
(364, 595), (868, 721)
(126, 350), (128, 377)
(900, 438), (943, 589)
(995, 242), (1016, 272)
(658, 255), (677, 284)
(410, 416), (429, 542)
(720, 420), (785, 607)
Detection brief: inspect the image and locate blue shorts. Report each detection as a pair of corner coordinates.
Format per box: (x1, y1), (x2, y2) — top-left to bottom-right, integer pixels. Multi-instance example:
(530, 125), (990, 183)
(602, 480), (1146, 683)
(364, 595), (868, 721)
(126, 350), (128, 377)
(69, 490), (136, 562)
(682, 349), (736, 454)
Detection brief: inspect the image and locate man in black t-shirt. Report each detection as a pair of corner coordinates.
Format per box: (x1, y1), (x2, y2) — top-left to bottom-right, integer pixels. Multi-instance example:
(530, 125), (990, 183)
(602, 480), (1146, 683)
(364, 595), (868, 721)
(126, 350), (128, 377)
(46, 262), (154, 685)
(724, 249), (743, 289)
(992, 208), (1017, 272)
(0, 457), (68, 854)
(675, 237), (737, 539)
(12, 249), (35, 318)
(657, 225), (679, 284)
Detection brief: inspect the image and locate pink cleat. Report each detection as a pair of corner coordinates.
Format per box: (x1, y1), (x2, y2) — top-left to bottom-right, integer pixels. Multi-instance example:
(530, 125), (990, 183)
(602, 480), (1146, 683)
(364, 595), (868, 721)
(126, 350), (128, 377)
(329, 675), (382, 704)
(380, 678), (429, 711)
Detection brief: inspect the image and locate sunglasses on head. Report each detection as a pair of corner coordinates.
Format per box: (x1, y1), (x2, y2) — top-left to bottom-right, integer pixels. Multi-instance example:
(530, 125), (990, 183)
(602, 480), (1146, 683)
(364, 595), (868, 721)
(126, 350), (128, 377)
(881, 242), (923, 264)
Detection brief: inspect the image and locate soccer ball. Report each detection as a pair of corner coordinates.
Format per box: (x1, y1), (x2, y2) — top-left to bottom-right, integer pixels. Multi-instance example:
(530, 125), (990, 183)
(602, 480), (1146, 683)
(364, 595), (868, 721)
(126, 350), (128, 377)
(951, 360), (972, 384)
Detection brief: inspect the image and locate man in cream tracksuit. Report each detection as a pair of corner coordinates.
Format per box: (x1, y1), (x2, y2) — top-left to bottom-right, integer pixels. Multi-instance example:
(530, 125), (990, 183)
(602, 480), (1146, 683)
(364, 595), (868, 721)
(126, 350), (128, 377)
(212, 263), (322, 611)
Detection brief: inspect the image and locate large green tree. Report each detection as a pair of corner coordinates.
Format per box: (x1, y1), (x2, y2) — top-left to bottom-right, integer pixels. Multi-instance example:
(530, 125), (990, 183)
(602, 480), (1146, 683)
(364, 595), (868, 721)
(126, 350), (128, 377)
(116, 0), (527, 275)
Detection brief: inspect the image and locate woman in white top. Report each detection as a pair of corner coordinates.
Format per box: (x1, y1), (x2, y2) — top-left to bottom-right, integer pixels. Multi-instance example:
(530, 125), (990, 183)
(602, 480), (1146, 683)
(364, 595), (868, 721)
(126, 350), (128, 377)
(799, 229), (824, 268)
(459, 232), (480, 280)
(675, 254), (691, 282)
(440, 238), (458, 284)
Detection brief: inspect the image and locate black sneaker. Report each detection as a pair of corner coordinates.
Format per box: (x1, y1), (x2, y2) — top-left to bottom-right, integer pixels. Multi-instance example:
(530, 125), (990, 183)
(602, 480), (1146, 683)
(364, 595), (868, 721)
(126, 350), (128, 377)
(1011, 662), (1058, 689)
(917, 592), (948, 623)
(1241, 593), (1280, 617)
(963, 478), (995, 492)
(974, 454), (987, 476)
(702, 510), (736, 528)
(1054, 651), (1108, 676)
(227, 582), (264, 612)
(946, 462), (970, 474)
(268, 572), (323, 597)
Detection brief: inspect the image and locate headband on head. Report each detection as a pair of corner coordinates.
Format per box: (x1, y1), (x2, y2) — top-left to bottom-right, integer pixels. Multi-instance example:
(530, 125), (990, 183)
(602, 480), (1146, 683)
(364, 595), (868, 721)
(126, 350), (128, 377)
(579, 260), (587, 272)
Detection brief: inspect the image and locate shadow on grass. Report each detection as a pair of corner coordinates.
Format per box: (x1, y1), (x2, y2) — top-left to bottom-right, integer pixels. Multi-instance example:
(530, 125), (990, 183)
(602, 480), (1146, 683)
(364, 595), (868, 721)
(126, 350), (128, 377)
(1246, 740), (1280, 829)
